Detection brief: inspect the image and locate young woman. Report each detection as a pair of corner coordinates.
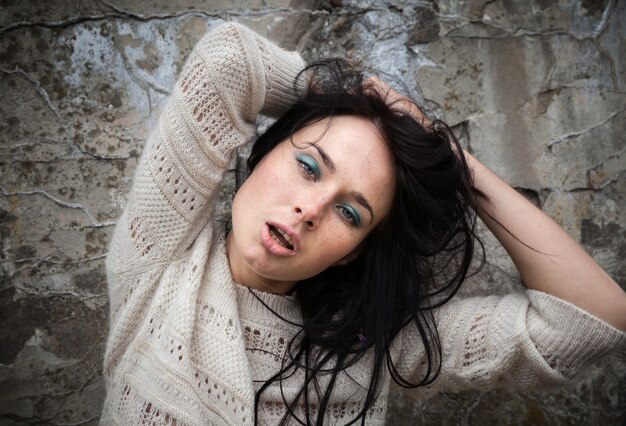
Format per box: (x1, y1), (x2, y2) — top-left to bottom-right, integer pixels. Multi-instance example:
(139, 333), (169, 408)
(102, 22), (626, 425)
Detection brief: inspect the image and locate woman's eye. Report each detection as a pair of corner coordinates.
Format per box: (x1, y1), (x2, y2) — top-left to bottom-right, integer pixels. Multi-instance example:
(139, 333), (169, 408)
(337, 204), (361, 227)
(296, 154), (320, 180)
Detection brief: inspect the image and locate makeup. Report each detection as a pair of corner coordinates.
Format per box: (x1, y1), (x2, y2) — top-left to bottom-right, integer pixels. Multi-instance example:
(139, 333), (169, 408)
(296, 153), (320, 180)
(337, 203), (361, 227)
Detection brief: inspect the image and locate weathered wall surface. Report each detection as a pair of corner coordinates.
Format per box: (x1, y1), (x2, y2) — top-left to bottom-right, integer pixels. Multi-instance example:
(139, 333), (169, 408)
(1, 0), (624, 424)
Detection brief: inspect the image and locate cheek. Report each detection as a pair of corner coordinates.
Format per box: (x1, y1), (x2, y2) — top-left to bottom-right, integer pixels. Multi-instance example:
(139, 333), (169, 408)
(314, 224), (363, 263)
(246, 156), (293, 195)
(237, 167), (280, 204)
(232, 182), (254, 216)
(232, 164), (295, 225)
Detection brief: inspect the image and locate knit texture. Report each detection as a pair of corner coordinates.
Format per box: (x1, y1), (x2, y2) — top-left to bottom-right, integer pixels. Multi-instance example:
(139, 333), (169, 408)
(102, 22), (626, 425)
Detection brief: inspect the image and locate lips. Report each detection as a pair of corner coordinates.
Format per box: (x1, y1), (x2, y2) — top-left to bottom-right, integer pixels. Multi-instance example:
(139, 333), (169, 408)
(269, 224), (294, 250)
(261, 222), (299, 256)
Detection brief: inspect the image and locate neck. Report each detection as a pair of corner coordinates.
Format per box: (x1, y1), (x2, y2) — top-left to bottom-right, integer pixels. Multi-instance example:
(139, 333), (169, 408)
(225, 231), (296, 295)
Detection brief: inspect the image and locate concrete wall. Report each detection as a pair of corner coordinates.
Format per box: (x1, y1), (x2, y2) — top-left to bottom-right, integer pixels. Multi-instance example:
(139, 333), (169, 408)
(1, 0), (624, 424)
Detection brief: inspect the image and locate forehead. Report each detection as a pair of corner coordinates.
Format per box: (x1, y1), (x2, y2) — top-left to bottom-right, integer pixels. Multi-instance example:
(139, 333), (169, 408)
(292, 115), (396, 222)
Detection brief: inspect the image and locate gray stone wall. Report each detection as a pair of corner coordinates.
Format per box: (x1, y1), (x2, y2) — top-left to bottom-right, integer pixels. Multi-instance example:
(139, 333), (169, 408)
(1, 0), (624, 424)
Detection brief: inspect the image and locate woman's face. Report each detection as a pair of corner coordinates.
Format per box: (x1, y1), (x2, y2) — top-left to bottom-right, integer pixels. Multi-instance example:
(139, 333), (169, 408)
(227, 115), (395, 293)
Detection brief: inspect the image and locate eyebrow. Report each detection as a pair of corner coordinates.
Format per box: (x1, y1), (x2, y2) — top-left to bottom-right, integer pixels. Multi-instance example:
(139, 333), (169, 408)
(352, 191), (374, 222)
(313, 145), (375, 222)
(313, 145), (336, 173)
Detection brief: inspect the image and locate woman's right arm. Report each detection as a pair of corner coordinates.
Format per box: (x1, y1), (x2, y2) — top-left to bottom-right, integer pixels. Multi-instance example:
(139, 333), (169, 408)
(103, 23), (305, 357)
(106, 22), (305, 277)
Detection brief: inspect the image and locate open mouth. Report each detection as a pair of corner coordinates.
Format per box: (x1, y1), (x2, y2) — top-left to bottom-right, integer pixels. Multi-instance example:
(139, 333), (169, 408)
(268, 224), (294, 250)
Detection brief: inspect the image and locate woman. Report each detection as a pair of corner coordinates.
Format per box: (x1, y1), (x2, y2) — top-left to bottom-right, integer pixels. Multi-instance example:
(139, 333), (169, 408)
(102, 22), (626, 425)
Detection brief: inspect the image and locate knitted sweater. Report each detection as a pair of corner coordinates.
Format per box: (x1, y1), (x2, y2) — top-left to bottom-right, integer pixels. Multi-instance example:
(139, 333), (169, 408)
(102, 22), (626, 425)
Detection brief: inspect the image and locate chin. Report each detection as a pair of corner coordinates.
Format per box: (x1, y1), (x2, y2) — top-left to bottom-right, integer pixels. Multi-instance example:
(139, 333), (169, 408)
(245, 255), (310, 284)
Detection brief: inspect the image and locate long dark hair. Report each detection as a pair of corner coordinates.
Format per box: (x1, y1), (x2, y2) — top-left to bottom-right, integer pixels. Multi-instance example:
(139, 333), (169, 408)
(247, 59), (484, 425)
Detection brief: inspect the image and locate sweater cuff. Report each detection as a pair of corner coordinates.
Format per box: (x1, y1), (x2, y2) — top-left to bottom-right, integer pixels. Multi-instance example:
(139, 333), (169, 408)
(260, 42), (307, 118)
(526, 289), (626, 378)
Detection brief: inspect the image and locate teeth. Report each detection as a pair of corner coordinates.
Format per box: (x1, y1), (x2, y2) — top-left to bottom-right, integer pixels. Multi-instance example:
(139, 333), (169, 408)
(277, 228), (293, 245)
(271, 232), (283, 246)
(269, 225), (294, 250)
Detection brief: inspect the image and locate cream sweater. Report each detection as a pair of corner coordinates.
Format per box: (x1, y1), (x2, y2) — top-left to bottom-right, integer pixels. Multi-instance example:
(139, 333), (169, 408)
(102, 22), (625, 425)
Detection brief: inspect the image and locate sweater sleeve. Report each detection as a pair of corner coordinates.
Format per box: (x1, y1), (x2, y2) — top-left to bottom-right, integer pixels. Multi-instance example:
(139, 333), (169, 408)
(106, 22), (305, 277)
(397, 289), (626, 394)
(103, 23), (305, 369)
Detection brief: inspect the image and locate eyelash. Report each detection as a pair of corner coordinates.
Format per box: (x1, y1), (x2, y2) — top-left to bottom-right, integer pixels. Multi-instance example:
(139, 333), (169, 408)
(295, 153), (362, 228)
(296, 154), (320, 181)
(337, 204), (360, 227)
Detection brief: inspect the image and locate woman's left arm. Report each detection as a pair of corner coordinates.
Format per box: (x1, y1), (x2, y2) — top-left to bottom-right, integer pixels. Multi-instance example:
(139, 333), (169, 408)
(466, 152), (626, 330)
(367, 75), (626, 329)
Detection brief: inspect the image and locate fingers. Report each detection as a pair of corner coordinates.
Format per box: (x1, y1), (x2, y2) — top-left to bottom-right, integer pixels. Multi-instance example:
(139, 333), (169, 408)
(364, 76), (431, 128)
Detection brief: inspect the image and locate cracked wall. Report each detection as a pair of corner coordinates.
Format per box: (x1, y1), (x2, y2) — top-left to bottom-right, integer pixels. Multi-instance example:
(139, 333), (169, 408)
(1, 0), (624, 424)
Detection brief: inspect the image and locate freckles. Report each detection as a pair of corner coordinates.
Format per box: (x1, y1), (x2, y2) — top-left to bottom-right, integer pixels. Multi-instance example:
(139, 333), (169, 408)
(316, 227), (355, 260)
(274, 144), (291, 179)
(268, 150), (292, 186)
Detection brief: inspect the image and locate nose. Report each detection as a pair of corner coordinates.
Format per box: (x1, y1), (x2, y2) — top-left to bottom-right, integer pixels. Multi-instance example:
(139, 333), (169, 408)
(294, 194), (328, 230)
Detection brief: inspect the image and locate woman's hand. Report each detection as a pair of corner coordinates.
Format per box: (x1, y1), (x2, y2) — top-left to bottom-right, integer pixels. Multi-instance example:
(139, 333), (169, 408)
(363, 76), (431, 128)
(366, 76), (626, 330)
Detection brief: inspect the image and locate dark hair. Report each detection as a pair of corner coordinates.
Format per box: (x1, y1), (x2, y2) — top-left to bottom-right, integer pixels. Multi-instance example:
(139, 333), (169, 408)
(247, 59), (484, 425)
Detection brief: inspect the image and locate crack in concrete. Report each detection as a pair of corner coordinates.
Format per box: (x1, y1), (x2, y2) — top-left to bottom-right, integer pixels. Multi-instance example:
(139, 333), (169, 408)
(540, 172), (622, 193)
(462, 391), (486, 426)
(0, 15), (109, 34)
(441, 1), (616, 44)
(95, 0), (319, 21)
(0, 66), (61, 120)
(445, 25), (576, 41)
(109, 28), (158, 118)
(2, 145), (138, 163)
(2, 154), (130, 164)
(2, 253), (107, 267)
(107, 31), (170, 99)
(4, 140), (75, 150)
(595, 44), (622, 93)
(62, 129), (142, 163)
(478, 0), (499, 18)
(590, 0), (615, 39)
(0, 4), (329, 34)
(14, 284), (107, 302)
(3, 146), (127, 164)
(583, 170), (625, 191)
(591, 0), (621, 91)
(75, 137), (141, 160)
(0, 139), (82, 164)
(0, 185), (115, 228)
(439, 392), (468, 423)
(542, 108), (624, 152)
(589, 147), (625, 172)
(71, 144), (141, 161)
(0, 413), (98, 426)
(0, 360), (102, 426)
